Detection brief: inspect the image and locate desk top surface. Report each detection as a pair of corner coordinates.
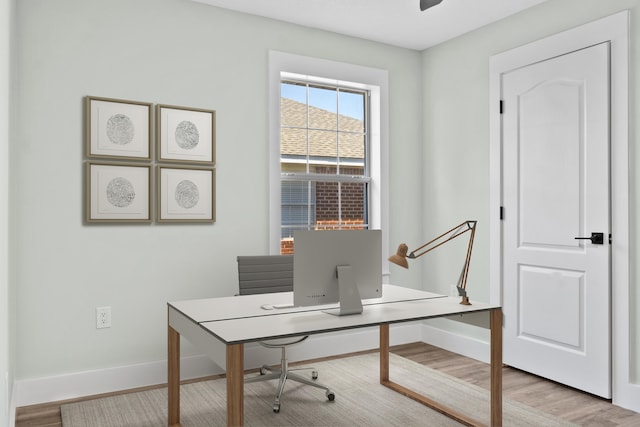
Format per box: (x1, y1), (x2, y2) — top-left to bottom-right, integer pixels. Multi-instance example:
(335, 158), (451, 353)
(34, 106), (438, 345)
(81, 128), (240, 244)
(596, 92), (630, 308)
(169, 284), (445, 323)
(168, 285), (500, 344)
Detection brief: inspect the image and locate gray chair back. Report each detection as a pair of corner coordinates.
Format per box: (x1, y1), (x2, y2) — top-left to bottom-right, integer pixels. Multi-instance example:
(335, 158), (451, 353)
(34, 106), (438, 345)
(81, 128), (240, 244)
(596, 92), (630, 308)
(237, 255), (293, 295)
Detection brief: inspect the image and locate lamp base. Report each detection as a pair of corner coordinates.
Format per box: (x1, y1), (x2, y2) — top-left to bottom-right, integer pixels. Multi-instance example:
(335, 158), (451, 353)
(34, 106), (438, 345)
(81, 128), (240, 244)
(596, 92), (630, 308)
(457, 285), (471, 305)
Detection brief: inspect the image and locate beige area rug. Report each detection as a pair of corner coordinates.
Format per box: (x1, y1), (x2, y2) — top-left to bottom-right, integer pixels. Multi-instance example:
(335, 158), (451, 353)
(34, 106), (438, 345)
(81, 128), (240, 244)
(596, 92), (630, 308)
(61, 353), (577, 427)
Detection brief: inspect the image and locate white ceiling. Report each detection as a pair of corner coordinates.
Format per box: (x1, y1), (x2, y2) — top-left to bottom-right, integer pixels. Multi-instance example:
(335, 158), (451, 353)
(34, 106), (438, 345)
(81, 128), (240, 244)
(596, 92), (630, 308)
(192, 0), (549, 51)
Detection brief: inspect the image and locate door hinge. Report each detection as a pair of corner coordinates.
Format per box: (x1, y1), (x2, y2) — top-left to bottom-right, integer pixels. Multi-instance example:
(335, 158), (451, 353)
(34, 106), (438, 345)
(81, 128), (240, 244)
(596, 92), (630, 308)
(500, 206), (504, 220)
(499, 100), (504, 114)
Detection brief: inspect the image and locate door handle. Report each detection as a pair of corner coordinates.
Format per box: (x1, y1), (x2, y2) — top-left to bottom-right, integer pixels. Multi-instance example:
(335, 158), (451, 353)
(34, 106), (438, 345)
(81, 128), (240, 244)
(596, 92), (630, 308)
(574, 232), (604, 245)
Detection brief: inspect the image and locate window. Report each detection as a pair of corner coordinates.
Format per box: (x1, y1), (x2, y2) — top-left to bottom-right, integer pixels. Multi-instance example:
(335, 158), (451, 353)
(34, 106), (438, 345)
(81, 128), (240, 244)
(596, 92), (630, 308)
(279, 80), (370, 253)
(269, 52), (389, 263)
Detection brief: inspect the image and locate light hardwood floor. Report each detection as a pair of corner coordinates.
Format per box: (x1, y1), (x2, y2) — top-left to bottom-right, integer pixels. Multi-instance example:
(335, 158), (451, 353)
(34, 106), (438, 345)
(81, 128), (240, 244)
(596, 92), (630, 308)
(15, 342), (640, 426)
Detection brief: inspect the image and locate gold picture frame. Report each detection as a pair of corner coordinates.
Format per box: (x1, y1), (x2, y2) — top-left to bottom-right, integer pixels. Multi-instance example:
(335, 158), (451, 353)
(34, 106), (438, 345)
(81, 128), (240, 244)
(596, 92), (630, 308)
(157, 165), (215, 223)
(86, 162), (152, 223)
(156, 104), (216, 165)
(86, 96), (152, 160)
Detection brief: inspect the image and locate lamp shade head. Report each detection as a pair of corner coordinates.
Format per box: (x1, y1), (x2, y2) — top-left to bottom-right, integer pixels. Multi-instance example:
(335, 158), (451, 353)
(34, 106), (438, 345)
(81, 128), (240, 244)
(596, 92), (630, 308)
(388, 243), (410, 269)
(420, 0), (444, 11)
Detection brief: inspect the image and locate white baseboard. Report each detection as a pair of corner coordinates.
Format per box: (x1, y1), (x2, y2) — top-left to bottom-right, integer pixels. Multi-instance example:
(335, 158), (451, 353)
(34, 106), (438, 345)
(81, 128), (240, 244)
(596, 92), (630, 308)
(12, 353), (219, 408)
(613, 382), (640, 413)
(12, 322), (486, 409)
(8, 382), (15, 427)
(420, 323), (490, 364)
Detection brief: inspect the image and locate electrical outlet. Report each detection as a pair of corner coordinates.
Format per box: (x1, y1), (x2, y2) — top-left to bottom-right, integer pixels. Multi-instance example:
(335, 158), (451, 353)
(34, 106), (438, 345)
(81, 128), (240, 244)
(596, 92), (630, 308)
(96, 306), (111, 329)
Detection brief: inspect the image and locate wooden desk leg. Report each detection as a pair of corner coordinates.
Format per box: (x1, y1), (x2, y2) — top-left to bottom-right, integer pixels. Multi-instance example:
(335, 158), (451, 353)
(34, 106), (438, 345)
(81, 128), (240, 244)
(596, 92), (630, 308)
(380, 323), (390, 383)
(168, 325), (181, 427)
(490, 308), (503, 427)
(226, 343), (244, 427)
(380, 321), (480, 426)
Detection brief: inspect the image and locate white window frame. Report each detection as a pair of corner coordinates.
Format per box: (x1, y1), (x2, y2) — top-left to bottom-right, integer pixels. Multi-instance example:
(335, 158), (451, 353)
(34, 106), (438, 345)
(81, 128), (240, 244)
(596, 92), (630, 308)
(268, 51), (389, 277)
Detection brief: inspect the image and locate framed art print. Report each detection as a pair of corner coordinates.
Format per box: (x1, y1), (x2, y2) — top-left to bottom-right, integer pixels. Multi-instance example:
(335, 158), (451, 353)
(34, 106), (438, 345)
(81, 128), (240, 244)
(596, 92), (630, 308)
(86, 96), (152, 160)
(157, 165), (215, 223)
(86, 162), (152, 223)
(157, 104), (216, 165)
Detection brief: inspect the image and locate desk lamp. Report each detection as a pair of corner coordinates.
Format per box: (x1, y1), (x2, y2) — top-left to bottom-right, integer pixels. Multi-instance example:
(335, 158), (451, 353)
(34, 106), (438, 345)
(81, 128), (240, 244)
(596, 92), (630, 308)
(389, 220), (477, 305)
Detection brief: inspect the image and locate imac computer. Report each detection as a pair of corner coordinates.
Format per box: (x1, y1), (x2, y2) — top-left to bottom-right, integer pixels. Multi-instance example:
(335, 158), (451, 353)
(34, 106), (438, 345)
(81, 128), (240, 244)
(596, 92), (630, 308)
(293, 229), (382, 316)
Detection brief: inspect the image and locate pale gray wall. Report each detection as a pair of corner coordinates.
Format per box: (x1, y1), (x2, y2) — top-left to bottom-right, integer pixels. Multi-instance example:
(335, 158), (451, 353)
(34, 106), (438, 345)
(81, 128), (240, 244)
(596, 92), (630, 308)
(418, 0), (639, 378)
(11, 0), (639, 401)
(12, 0), (423, 380)
(1, 0), (13, 422)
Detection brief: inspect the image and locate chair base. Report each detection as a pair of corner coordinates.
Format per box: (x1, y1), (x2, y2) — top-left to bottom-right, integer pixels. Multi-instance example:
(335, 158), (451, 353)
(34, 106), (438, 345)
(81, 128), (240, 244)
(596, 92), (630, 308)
(245, 353), (335, 413)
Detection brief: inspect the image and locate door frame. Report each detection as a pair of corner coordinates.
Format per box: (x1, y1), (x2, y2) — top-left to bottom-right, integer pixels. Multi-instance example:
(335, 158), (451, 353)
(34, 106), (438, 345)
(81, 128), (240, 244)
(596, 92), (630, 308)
(488, 11), (637, 410)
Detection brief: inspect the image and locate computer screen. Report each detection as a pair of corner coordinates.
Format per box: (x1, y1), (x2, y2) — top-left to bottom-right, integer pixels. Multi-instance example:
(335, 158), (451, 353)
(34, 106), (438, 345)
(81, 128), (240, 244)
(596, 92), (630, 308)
(293, 229), (382, 315)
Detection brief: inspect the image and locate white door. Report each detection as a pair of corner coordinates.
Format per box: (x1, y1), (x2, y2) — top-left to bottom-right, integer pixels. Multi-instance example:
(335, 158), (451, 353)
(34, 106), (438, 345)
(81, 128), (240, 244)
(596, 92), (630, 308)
(501, 42), (611, 398)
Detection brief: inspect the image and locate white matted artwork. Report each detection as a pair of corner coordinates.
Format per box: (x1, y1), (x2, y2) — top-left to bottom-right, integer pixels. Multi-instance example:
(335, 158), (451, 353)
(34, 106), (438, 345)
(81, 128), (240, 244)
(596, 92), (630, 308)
(157, 166), (215, 223)
(157, 104), (216, 165)
(86, 162), (152, 223)
(86, 96), (152, 160)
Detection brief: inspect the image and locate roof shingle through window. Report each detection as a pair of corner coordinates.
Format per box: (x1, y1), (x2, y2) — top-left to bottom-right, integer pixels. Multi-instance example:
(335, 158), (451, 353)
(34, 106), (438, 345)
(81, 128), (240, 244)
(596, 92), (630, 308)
(280, 98), (364, 160)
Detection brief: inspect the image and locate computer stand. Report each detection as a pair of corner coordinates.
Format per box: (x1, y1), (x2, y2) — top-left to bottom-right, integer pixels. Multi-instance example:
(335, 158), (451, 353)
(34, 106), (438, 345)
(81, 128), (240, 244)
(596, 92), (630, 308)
(323, 265), (363, 316)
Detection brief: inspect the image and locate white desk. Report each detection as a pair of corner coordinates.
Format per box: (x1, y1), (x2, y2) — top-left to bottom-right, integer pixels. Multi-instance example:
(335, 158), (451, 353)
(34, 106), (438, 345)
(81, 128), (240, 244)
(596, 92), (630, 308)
(167, 284), (502, 426)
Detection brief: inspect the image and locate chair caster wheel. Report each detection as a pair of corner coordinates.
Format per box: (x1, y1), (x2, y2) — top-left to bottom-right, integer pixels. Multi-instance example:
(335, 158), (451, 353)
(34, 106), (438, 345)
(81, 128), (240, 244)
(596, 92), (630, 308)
(312, 370), (318, 380)
(327, 391), (335, 401)
(273, 403), (281, 413)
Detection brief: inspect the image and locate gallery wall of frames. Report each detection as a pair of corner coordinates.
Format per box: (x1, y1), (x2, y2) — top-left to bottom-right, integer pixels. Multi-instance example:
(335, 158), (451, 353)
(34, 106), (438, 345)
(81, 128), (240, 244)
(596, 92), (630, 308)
(85, 96), (216, 224)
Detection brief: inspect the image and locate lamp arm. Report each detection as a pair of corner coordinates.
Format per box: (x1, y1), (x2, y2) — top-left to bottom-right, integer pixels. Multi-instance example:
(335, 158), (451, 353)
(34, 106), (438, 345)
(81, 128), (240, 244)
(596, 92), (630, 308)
(392, 220), (477, 305)
(458, 222), (477, 292)
(409, 221), (476, 260)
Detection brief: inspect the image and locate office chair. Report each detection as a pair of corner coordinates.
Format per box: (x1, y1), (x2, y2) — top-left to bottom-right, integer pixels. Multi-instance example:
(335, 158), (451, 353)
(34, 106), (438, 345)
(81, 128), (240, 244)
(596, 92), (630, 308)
(237, 255), (335, 413)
